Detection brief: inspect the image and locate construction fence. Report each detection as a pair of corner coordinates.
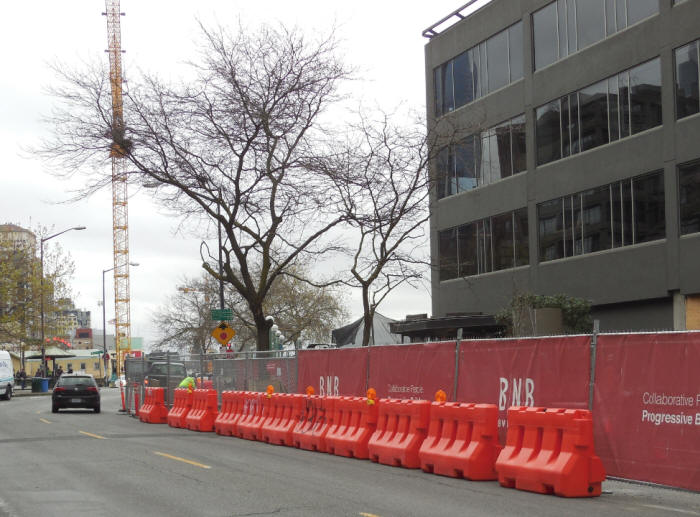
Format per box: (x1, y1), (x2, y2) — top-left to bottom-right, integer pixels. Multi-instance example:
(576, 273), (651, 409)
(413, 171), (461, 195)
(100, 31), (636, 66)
(122, 330), (700, 492)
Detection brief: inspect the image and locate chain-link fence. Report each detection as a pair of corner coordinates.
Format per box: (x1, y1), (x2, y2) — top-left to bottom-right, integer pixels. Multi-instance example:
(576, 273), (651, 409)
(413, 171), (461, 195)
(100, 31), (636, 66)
(123, 350), (298, 412)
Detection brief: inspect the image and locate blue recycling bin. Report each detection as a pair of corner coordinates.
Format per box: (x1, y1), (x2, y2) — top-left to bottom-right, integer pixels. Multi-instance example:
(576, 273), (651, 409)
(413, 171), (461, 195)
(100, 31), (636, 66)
(40, 378), (49, 392)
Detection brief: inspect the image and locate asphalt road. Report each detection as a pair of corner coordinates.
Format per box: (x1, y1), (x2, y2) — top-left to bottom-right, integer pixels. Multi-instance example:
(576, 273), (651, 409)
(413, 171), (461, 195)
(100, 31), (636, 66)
(0, 389), (698, 517)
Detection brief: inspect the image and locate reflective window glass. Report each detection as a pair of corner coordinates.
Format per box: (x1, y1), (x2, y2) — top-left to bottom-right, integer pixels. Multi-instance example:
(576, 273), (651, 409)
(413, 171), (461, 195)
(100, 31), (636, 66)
(675, 41), (700, 119)
(679, 161), (700, 235)
(509, 22), (524, 81)
(487, 30), (509, 92)
(615, 0), (627, 32)
(471, 48), (482, 100)
(458, 223), (477, 276)
(492, 213), (515, 271)
(476, 219), (493, 274)
(567, 0), (577, 57)
(629, 58), (662, 134)
(533, 2), (559, 70)
(605, 0), (616, 36)
(436, 147), (449, 200)
(536, 100), (562, 165)
(633, 171), (665, 243)
(608, 77), (620, 141)
(514, 208), (530, 266)
(576, 0), (605, 50)
(455, 136), (477, 192)
(511, 115), (527, 173)
(434, 67), (443, 118)
(627, 0), (658, 26)
(453, 52), (472, 109)
(579, 80), (609, 151)
(494, 121), (512, 178)
(619, 71), (631, 137)
(439, 228), (458, 281)
(442, 61), (455, 114)
(538, 198), (564, 261)
(581, 185), (611, 253)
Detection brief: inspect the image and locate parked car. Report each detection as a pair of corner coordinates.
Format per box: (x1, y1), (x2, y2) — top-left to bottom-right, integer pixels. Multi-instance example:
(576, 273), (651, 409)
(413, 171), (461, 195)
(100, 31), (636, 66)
(52, 373), (100, 413)
(143, 362), (187, 388)
(0, 350), (14, 400)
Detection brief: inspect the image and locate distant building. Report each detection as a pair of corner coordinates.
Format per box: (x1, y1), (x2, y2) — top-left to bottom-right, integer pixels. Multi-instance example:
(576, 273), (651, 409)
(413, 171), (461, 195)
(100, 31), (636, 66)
(425, 0), (700, 332)
(0, 223), (36, 251)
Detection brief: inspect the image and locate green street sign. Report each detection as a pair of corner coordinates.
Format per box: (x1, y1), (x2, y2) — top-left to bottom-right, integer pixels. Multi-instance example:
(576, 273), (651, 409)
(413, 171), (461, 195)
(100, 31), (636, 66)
(211, 308), (233, 321)
(90, 350), (104, 355)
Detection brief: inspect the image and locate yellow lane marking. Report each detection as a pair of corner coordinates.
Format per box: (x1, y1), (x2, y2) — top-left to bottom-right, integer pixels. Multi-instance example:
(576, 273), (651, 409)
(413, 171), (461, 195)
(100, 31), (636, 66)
(39, 418), (51, 424)
(359, 513), (381, 517)
(153, 451), (211, 469)
(80, 431), (106, 440)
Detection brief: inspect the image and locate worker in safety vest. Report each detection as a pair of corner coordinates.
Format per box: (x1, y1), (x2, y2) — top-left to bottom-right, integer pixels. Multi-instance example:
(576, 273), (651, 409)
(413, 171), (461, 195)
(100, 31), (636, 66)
(178, 376), (195, 393)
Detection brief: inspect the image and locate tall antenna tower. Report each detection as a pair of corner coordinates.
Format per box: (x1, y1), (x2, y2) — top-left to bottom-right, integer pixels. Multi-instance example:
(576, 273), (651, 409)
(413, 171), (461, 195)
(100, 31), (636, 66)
(104, 0), (132, 374)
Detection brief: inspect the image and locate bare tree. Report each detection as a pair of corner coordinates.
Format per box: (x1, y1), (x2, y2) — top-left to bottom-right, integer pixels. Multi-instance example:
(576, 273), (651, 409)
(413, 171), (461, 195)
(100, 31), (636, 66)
(38, 23), (353, 350)
(327, 108), (435, 346)
(152, 265), (347, 353)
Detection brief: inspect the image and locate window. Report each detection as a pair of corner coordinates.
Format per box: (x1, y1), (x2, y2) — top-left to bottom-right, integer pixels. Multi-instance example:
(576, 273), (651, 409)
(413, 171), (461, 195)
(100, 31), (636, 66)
(487, 30), (509, 92)
(675, 40), (700, 119)
(679, 160), (700, 235)
(538, 171), (665, 262)
(438, 209), (529, 279)
(533, 0), (658, 71)
(629, 58), (662, 134)
(579, 80), (609, 151)
(94, 362), (100, 370)
(536, 101), (561, 165)
(80, 363), (86, 370)
(577, 0), (605, 50)
(436, 115), (527, 199)
(533, 2), (558, 69)
(439, 228), (458, 281)
(536, 59), (661, 166)
(434, 22), (523, 117)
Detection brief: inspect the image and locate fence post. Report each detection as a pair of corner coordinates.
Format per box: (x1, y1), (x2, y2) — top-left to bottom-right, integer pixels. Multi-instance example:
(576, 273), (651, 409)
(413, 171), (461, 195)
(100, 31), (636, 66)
(452, 328), (462, 402)
(588, 319), (600, 411)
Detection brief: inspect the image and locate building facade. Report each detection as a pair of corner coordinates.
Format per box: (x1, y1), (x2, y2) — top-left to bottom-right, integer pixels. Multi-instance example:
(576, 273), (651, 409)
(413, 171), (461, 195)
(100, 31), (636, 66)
(426, 0), (700, 331)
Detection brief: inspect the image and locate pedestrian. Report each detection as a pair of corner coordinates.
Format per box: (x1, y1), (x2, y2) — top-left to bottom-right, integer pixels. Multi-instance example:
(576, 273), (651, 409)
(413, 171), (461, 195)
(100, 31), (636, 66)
(178, 376), (196, 393)
(19, 369), (26, 390)
(56, 366), (64, 377)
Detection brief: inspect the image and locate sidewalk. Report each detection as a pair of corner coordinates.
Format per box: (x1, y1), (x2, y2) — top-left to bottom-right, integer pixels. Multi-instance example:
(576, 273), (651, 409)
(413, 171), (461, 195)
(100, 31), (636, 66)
(12, 385), (52, 397)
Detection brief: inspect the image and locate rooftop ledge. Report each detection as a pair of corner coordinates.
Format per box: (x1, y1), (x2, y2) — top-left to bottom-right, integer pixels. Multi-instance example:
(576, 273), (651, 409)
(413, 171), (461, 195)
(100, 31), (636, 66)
(422, 0), (495, 39)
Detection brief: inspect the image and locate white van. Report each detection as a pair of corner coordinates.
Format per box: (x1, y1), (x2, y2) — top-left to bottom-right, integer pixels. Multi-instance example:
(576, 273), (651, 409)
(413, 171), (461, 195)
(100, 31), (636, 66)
(0, 350), (14, 400)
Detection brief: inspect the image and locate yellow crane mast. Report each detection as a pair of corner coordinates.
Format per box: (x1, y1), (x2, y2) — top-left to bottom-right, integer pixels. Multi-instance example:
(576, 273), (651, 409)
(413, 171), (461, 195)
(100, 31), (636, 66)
(104, 0), (133, 374)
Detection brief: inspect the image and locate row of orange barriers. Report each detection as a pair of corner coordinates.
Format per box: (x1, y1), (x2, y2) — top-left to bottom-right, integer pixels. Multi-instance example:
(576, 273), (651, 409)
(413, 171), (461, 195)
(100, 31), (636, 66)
(141, 387), (605, 497)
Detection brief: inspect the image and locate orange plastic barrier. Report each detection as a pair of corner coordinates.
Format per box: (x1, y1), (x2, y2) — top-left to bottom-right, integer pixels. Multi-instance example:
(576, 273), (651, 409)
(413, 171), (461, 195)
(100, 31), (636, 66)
(214, 391), (246, 436)
(419, 402), (501, 480)
(138, 387), (169, 424)
(325, 396), (378, 459)
(167, 388), (194, 428)
(196, 378), (214, 389)
(184, 389), (219, 432)
(293, 396), (335, 452)
(260, 393), (304, 446)
(495, 406), (606, 497)
(367, 399), (430, 468)
(236, 392), (270, 441)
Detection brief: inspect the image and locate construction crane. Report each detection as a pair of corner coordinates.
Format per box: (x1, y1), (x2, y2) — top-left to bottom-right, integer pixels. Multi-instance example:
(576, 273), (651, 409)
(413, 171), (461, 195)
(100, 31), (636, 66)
(104, 0), (133, 375)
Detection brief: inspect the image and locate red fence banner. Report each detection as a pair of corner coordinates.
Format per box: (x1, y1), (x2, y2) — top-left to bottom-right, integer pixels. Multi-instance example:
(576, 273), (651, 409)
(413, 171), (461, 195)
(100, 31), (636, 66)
(368, 342), (456, 400)
(297, 348), (368, 396)
(456, 337), (591, 440)
(593, 332), (700, 491)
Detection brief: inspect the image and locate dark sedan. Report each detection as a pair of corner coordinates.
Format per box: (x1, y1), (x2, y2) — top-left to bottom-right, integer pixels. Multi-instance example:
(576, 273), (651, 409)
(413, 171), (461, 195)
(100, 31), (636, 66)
(52, 374), (100, 413)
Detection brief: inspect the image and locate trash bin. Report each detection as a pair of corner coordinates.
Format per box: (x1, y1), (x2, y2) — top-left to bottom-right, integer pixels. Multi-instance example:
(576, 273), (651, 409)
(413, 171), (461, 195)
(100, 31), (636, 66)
(31, 377), (42, 393)
(40, 378), (49, 392)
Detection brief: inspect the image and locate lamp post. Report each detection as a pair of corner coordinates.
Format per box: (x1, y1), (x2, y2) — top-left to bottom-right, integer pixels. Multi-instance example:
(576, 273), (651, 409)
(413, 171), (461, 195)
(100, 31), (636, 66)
(103, 262), (139, 381)
(40, 226), (86, 374)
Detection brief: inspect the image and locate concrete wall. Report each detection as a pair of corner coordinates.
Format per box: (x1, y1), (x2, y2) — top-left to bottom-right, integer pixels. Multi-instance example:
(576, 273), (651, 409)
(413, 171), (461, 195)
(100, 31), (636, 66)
(426, 0), (700, 330)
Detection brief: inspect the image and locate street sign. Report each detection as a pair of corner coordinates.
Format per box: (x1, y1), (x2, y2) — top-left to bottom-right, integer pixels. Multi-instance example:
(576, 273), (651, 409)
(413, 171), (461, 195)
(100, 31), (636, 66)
(211, 322), (236, 345)
(210, 308), (233, 321)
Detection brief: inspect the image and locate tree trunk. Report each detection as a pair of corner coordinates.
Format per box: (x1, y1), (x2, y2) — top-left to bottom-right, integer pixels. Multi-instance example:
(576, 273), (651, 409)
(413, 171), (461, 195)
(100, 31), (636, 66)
(361, 285), (373, 346)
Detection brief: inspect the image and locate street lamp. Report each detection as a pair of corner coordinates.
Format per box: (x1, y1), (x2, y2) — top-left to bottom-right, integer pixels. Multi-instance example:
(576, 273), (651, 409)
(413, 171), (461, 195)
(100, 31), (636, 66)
(103, 262), (139, 380)
(40, 226), (86, 374)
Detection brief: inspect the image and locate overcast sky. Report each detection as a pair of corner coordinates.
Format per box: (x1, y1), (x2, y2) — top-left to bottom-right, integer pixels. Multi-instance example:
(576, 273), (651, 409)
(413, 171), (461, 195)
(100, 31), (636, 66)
(0, 0), (490, 348)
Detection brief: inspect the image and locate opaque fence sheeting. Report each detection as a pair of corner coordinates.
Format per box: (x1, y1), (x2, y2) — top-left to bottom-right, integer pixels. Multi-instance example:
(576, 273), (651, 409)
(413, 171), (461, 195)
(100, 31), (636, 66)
(297, 333), (700, 491)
